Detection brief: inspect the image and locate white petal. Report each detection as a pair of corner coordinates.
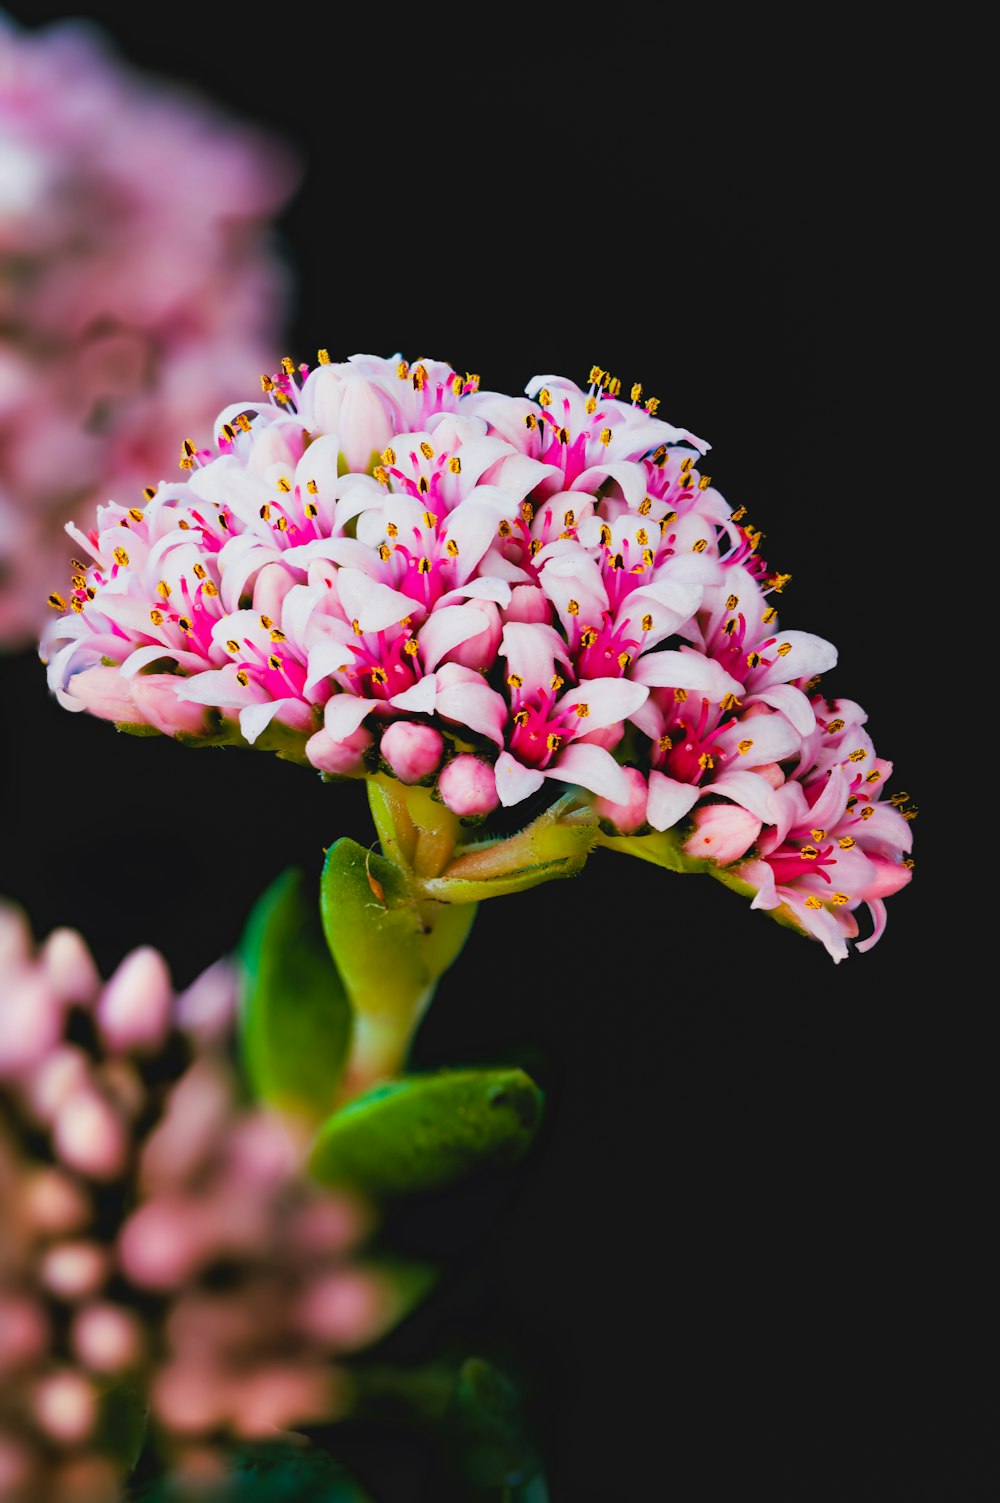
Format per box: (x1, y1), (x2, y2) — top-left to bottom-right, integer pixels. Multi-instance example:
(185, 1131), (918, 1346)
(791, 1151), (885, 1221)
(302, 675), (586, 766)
(239, 700), (285, 744)
(389, 675), (438, 714)
(418, 605), (489, 672)
(559, 677), (648, 731)
(753, 631), (838, 689)
(338, 569), (422, 632)
(746, 683), (817, 736)
(709, 770), (784, 824)
(494, 752), (545, 807)
(633, 649), (743, 701)
(646, 772), (700, 832)
(543, 743), (632, 803)
(324, 694), (378, 740)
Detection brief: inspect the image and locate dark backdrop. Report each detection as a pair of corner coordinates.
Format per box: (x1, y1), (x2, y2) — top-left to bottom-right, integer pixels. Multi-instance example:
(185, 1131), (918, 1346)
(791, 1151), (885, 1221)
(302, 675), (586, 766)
(1, 11), (983, 1502)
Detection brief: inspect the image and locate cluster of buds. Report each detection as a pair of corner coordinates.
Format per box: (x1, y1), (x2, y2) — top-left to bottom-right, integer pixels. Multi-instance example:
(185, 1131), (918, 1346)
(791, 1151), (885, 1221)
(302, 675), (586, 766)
(41, 352), (913, 960)
(0, 13), (298, 649)
(0, 901), (409, 1503)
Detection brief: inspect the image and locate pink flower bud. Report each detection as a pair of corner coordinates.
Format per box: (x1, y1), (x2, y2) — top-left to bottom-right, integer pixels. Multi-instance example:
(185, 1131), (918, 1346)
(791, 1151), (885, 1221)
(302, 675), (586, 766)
(305, 724), (373, 776)
(445, 599), (502, 670)
(71, 1303), (143, 1373)
(27, 1046), (90, 1123)
(577, 722), (624, 752)
(0, 973), (62, 1072)
(246, 419), (306, 475)
(683, 803), (762, 864)
(251, 559), (297, 623)
(437, 755), (500, 817)
(39, 928), (101, 1005)
(503, 584), (551, 624)
(128, 674), (211, 738)
(96, 946), (173, 1054)
(53, 1089), (127, 1180)
(380, 721), (444, 784)
(0, 1295), (50, 1373)
(119, 1196), (212, 1289)
(593, 765), (649, 835)
(337, 379), (395, 473)
(296, 1269), (388, 1350)
(61, 665), (140, 725)
(33, 1370), (97, 1444)
(41, 1242), (108, 1301)
(23, 1168), (91, 1234)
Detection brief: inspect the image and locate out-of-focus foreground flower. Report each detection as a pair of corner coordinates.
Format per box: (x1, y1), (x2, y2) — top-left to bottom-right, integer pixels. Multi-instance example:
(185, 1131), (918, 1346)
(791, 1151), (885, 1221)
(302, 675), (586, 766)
(0, 12), (299, 650)
(41, 352), (914, 959)
(0, 900), (411, 1503)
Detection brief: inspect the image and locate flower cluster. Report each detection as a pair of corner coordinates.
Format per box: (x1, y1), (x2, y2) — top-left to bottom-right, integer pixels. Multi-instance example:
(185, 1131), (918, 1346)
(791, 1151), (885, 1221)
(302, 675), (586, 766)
(0, 901), (404, 1503)
(0, 14), (298, 649)
(42, 352), (913, 960)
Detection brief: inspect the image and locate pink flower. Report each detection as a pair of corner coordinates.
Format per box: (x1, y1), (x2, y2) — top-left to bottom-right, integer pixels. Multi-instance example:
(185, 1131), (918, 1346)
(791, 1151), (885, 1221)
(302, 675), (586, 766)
(0, 14), (299, 650)
(0, 901), (400, 1494)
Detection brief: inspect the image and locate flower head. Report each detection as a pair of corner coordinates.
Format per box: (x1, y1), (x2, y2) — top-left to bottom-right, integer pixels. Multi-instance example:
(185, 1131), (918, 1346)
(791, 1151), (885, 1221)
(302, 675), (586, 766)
(0, 901), (401, 1499)
(42, 352), (913, 958)
(0, 14), (299, 649)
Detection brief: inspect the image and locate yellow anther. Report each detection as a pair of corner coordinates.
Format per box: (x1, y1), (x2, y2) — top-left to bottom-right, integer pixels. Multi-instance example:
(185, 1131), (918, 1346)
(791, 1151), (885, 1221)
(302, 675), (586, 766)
(449, 456), (461, 473)
(585, 397), (597, 414)
(403, 638), (419, 656)
(831, 892), (850, 906)
(305, 502), (319, 519)
(848, 748), (867, 763)
(524, 413), (538, 429)
(236, 669), (249, 686)
(267, 653), (282, 671)
(737, 739), (754, 755)
(800, 846), (819, 860)
(521, 501), (535, 522)
(579, 628), (598, 648)
(373, 466), (389, 486)
(776, 642), (792, 657)
(143, 485), (158, 499)
(370, 665), (388, 684)
(600, 428), (612, 446)
(567, 599), (579, 615)
(826, 718), (845, 733)
(276, 516), (288, 531)
(804, 896), (823, 910)
(889, 790), (911, 805)
(673, 687), (688, 702)
(658, 734), (673, 752)
(156, 580), (171, 598)
(538, 388), (552, 406)
(382, 447), (397, 465)
(631, 383), (643, 403)
(317, 348), (331, 364)
(638, 497), (652, 516)
(645, 397), (660, 415)
(225, 638), (239, 653)
(417, 476), (430, 495)
(641, 548), (654, 568)
(860, 806), (875, 820)
(557, 426), (571, 445)
(419, 441), (434, 460)
(396, 361), (409, 380)
(261, 374), (275, 392)
(551, 674), (564, 692)
(352, 619), (363, 635)
(235, 414), (252, 433)
(201, 581), (218, 597)
(269, 628), (286, 643)
(422, 510), (437, 529)
(418, 557), (431, 574)
(838, 836), (856, 850)
(498, 520), (512, 538)
(698, 475), (712, 490)
(865, 769), (882, 784)
(70, 598), (84, 613)
(378, 543), (391, 561)
(445, 539), (459, 557)
(698, 753), (714, 771)
(386, 521), (398, 538)
(507, 673), (523, 688)
(723, 620), (738, 636)
(452, 374), (464, 394)
(770, 573), (792, 592)
(563, 509), (577, 527)
(277, 477), (291, 493)
(636, 528), (649, 546)
(281, 357), (296, 376)
(147, 608), (164, 626)
(811, 828), (826, 841)
(903, 857), (915, 869)
(113, 546), (129, 567)
(641, 613), (653, 632)
(762, 607), (778, 624)
(260, 504), (272, 520)
(731, 506), (747, 522)
(48, 593), (67, 610)
(747, 651), (761, 669)
(547, 733), (563, 752)
(692, 538), (708, 553)
(902, 807), (919, 821)
(513, 709), (529, 727)
(129, 507), (144, 522)
(529, 538), (543, 557)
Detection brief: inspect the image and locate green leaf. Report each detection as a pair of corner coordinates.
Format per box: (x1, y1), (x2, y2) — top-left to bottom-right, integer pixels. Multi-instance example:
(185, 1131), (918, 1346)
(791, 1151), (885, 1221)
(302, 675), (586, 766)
(321, 838), (431, 1016)
(309, 1068), (544, 1196)
(239, 868), (352, 1125)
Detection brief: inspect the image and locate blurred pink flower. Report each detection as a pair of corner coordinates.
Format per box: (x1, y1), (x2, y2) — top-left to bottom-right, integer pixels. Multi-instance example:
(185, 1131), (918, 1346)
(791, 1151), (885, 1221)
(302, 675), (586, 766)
(0, 900), (405, 1500)
(0, 13), (299, 650)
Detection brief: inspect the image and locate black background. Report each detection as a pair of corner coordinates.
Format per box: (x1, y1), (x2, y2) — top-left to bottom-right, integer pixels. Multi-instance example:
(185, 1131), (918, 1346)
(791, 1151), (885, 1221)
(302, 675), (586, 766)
(1, 9), (984, 1501)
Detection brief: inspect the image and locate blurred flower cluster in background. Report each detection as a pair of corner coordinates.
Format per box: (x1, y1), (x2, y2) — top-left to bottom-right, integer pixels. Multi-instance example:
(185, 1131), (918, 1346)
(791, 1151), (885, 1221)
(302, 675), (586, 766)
(0, 11), (298, 649)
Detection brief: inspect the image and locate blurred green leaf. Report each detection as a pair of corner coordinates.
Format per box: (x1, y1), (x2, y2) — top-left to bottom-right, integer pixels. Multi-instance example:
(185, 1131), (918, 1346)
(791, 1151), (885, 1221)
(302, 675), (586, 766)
(125, 1439), (374, 1502)
(309, 1068), (544, 1196)
(445, 1357), (547, 1495)
(239, 868), (352, 1125)
(96, 1380), (148, 1475)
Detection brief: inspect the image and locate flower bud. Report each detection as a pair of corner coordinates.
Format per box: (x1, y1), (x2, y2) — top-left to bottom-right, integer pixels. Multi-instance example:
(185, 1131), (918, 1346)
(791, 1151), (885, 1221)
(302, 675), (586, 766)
(593, 765), (649, 834)
(445, 598), (502, 670)
(128, 674), (211, 738)
(96, 946), (173, 1054)
(437, 755), (500, 817)
(380, 721), (444, 784)
(683, 803), (762, 864)
(305, 724), (373, 776)
(503, 584), (551, 624)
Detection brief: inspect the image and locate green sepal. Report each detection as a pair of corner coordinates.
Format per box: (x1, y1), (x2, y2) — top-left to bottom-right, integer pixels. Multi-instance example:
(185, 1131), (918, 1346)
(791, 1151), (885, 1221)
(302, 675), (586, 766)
(308, 1068), (544, 1196)
(595, 824), (712, 874)
(320, 838), (433, 1016)
(419, 796), (598, 903)
(238, 867), (352, 1125)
